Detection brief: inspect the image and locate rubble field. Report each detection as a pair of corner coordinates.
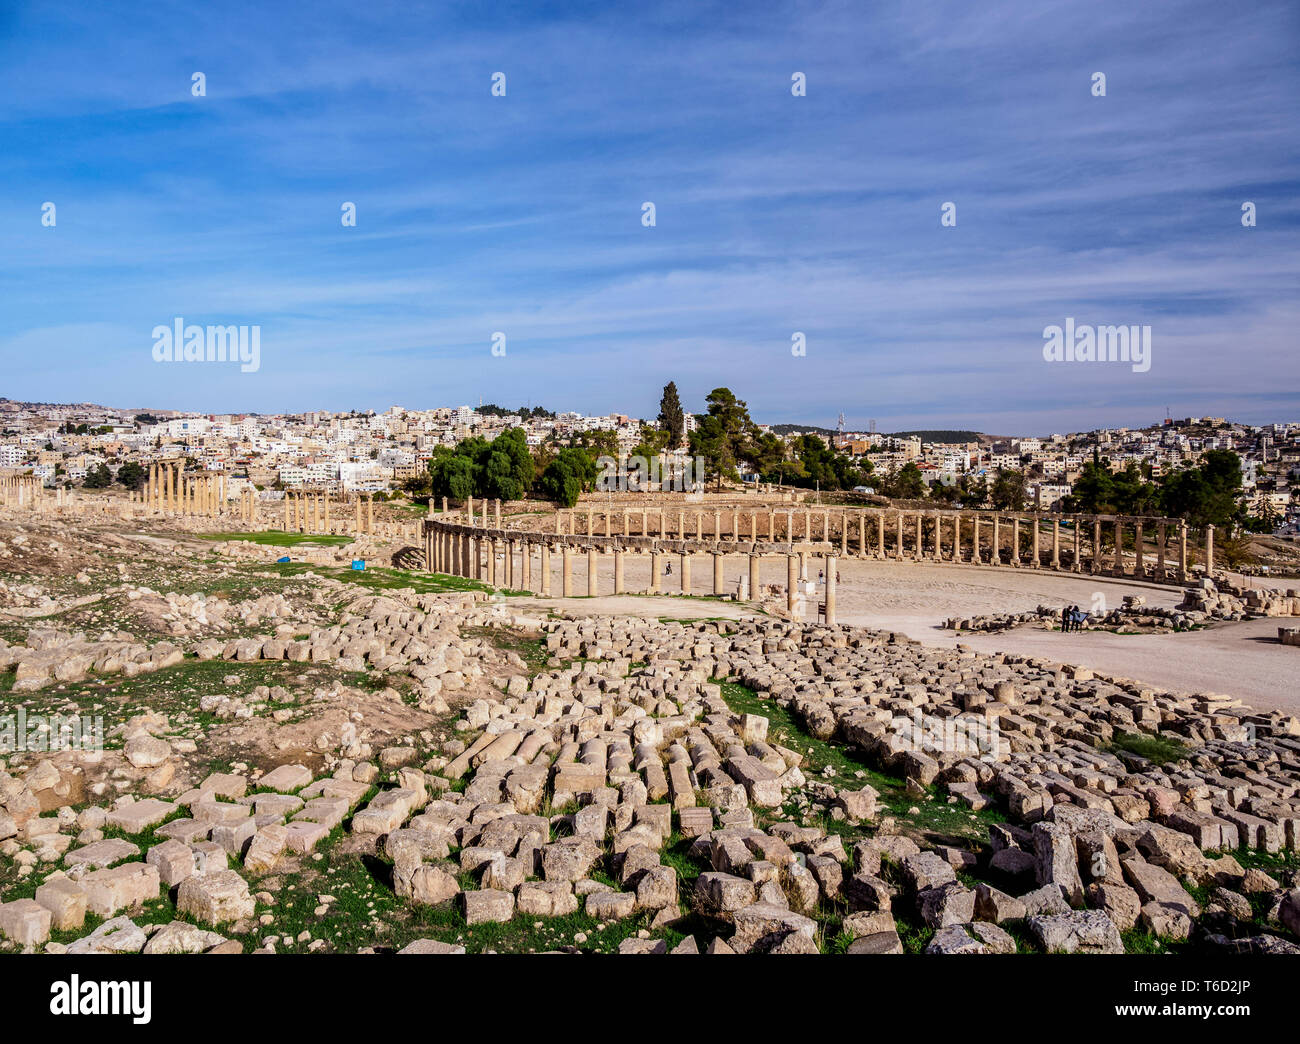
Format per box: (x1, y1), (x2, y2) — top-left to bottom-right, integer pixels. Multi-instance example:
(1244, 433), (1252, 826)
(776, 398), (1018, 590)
(1, 515), (1298, 955)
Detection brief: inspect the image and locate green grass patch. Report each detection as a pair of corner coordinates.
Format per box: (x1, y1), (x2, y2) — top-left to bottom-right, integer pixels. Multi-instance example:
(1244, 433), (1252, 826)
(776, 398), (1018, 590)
(198, 530), (354, 548)
(1105, 731), (1192, 766)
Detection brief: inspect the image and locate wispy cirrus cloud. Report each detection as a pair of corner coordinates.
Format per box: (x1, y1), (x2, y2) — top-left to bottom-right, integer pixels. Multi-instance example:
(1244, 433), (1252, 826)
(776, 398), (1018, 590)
(0, 0), (1296, 430)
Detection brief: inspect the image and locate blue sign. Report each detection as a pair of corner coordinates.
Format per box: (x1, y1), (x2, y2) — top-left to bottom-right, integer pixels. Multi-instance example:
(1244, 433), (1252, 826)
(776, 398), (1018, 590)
(351, 560), (365, 570)
(276, 556), (291, 563)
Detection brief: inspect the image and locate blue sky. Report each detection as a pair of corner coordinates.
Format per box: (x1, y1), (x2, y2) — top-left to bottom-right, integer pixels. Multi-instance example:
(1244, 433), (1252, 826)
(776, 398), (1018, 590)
(1, 0), (1297, 434)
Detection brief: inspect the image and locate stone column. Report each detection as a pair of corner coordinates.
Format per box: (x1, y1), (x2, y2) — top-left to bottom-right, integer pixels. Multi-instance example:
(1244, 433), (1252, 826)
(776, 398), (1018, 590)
(712, 552), (724, 595)
(858, 512), (867, 557)
(623, 510), (630, 537)
(680, 553), (692, 596)
(1134, 520), (1144, 576)
(286, 495), (292, 531)
(495, 499), (502, 529)
(840, 514), (848, 554)
(522, 541), (532, 591)
(972, 516), (980, 563)
(787, 554), (799, 615)
(1091, 519), (1102, 574)
(876, 513), (885, 559)
(562, 545), (573, 597)
(541, 543), (552, 596)
(1114, 519), (1124, 573)
(585, 509), (593, 537)
(1072, 520), (1082, 572)
(1204, 524), (1215, 575)
(749, 554), (761, 601)
(650, 551), (662, 594)
(366, 495), (374, 536)
(713, 509), (721, 543)
(554, 509), (561, 534)
(933, 513), (943, 561)
(1012, 518), (1021, 567)
(614, 549), (625, 594)
(914, 513), (922, 561)
(604, 512), (611, 538)
(1155, 522), (1166, 580)
(895, 512), (904, 559)
(1050, 520), (1060, 569)
(505, 539), (515, 588)
(824, 555), (837, 626)
(588, 548), (599, 597)
(486, 539), (497, 586)
(695, 512), (702, 541)
(990, 516), (1000, 566)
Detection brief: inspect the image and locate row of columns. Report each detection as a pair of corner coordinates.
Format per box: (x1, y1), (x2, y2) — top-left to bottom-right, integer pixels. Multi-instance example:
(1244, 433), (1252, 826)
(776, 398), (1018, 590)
(424, 525), (848, 623)
(0, 473), (43, 508)
(145, 464), (226, 517)
(546, 508), (1203, 581)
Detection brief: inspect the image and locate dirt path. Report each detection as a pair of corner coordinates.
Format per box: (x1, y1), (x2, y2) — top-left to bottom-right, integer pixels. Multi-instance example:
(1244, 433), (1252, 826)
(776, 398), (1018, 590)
(520, 554), (1296, 713)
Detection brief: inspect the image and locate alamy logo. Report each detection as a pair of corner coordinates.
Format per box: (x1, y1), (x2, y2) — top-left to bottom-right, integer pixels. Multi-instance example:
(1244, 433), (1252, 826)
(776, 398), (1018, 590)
(1042, 318), (1150, 373)
(50, 976), (151, 1024)
(152, 318), (261, 373)
(0, 708), (103, 754)
(596, 454), (706, 495)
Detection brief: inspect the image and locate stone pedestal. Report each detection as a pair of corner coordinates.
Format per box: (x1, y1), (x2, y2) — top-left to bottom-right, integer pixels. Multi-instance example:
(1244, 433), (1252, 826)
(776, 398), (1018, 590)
(824, 555), (837, 626)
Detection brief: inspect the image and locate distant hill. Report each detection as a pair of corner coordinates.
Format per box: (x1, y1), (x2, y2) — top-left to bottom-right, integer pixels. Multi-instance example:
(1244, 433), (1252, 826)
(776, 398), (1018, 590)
(890, 430), (982, 443)
(767, 424), (982, 443)
(768, 423), (839, 437)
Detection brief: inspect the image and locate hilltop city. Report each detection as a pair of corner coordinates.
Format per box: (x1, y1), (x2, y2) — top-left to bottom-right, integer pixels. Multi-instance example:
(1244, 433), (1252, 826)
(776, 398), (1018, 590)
(1, 394), (1295, 534)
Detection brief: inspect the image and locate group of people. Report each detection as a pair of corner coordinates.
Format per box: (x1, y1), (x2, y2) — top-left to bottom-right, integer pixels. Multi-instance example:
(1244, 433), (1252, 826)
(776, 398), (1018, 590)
(1060, 604), (1088, 632)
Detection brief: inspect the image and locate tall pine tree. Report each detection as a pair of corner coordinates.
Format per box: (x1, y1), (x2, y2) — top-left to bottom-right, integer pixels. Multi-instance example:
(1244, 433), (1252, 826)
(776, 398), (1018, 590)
(657, 381), (685, 448)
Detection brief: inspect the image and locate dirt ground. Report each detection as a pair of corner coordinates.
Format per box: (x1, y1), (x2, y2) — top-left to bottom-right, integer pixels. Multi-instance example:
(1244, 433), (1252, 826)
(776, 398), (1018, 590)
(522, 553), (1297, 715)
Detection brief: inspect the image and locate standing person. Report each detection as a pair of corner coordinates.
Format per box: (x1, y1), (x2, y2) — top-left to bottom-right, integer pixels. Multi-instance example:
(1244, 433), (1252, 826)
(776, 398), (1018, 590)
(1061, 605), (1071, 632)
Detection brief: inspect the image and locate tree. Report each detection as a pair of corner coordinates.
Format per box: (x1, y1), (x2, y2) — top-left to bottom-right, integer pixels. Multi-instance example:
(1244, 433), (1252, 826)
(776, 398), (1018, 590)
(1064, 452), (1114, 514)
(116, 462), (147, 490)
(688, 387), (757, 490)
(536, 448), (597, 507)
(481, 428), (534, 501)
(888, 462), (926, 500)
(574, 429), (618, 461)
(773, 435), (869, 491)
(429, 452), (475, 502)
(83, 463), (112, 489)
(657, 382), (685, 449)
(1159, 450), (1243, 529)
(424, 427), (535, 503)
(990, 468), (1026, 511)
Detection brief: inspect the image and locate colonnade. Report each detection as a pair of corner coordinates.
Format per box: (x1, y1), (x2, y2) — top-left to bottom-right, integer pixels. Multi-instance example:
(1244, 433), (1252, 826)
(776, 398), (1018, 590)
(0, 473), (43, 509)
(144, 463), (227, 517)
(437, 506), (1210, 586)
